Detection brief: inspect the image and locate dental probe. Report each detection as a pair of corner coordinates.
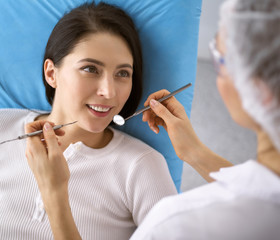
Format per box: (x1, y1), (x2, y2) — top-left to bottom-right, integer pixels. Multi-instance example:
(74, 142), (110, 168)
(0, 121), (78, 145)
(113, 82), (192, 126)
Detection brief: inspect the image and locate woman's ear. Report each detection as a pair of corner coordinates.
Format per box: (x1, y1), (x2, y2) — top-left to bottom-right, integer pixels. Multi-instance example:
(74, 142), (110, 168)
(44, 59), (57, 88)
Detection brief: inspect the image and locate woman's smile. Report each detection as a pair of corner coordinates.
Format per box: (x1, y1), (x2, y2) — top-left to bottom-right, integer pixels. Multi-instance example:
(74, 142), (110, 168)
(86, 104), (113, 118)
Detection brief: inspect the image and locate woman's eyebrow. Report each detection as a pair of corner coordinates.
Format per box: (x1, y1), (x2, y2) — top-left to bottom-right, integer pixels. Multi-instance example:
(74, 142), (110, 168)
(116, 64), (133, 69)
(78, 58), (133, 69)
(78, 58), (105, 66)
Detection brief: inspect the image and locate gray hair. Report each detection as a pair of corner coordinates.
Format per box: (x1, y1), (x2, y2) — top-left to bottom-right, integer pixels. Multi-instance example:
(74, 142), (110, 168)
(231, 0), (280, 103)
(220, 0), (280, 151)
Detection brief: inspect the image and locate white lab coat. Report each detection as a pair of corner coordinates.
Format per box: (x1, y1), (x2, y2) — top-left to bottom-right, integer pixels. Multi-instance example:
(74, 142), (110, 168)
(130, 160), (280, 240)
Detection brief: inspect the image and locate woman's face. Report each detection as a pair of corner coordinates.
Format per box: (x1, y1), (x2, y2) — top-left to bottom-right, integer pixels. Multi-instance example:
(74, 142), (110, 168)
(46, 32), (133, 133)
(215, 31), (260, 131)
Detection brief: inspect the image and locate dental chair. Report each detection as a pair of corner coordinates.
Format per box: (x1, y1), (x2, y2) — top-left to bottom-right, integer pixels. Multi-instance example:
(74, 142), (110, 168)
(0, 0), (202, 192)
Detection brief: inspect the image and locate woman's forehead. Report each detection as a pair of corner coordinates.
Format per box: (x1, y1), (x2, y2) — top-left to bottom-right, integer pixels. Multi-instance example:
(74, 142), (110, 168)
(67, 32), (133, 63)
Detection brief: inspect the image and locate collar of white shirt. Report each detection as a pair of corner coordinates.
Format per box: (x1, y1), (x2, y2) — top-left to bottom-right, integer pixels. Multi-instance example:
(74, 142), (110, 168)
(210, 160), (280, 205)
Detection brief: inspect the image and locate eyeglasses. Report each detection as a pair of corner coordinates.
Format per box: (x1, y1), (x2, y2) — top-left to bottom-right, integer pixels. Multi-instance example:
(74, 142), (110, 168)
(209, 38), (225, 74)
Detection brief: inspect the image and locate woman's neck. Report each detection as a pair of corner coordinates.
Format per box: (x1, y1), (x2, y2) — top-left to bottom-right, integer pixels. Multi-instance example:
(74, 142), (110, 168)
(58, 127), (113, 152)
(257, 130), (280, 177)
(36, 114), (113, 152)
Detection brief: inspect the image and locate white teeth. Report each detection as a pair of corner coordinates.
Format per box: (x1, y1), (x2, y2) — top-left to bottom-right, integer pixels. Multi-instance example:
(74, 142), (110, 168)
(88, 105), (110, 112)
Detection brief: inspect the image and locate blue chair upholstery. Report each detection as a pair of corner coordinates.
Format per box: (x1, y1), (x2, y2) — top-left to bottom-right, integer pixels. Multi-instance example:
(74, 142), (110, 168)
(0, 0), (202, 192)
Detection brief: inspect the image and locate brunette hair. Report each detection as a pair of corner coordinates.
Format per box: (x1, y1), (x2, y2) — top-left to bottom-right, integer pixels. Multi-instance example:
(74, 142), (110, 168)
(43, 2), (143, 118)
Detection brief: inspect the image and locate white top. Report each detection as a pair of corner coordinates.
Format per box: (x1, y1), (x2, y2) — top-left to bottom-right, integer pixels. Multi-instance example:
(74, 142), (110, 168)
(131, 160), (280, 240)
(0, 109), (177, 240)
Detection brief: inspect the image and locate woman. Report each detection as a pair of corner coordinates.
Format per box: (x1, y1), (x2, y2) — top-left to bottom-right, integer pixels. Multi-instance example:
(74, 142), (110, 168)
(131, 0), (280, 239)
(0, 2), (177, 239)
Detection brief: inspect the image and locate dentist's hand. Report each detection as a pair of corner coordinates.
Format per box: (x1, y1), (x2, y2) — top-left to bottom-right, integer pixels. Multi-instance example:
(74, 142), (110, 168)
(25, 120), (81, 239)
(25, 120), (69, 195)
(142, 89), (202, 162)
(143, 89), (232, 182)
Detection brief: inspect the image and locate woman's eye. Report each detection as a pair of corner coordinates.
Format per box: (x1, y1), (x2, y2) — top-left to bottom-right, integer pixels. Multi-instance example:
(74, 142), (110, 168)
(116, 70), (130, 78)
(83, 66), (98, 73)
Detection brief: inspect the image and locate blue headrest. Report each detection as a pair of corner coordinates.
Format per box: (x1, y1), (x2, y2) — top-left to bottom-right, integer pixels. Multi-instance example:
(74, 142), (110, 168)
(0, 0), (202, 192)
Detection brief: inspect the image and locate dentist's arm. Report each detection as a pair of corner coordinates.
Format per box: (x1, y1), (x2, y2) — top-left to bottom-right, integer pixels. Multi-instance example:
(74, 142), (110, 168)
(142, 90), (233, 182)
(25, 121), (82, 240)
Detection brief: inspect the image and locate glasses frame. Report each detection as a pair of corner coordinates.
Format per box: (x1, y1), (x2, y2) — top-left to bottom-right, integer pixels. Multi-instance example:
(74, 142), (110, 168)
(209, 38), (225, 74)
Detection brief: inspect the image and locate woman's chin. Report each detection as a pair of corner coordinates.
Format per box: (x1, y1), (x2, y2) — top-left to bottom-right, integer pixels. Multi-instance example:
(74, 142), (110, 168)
(77, 112), (114, 133)
(85, 120), (111, 134)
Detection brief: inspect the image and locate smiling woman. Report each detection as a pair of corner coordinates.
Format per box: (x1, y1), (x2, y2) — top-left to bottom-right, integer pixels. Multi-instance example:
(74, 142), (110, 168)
(0, 2), (177, 240)
(43, 32), (134, 138)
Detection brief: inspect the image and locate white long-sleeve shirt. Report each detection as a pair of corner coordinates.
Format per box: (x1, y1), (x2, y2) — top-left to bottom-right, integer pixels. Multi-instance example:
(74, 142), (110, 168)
(0, 109), (177, 240)
(130, 160), (280, 240)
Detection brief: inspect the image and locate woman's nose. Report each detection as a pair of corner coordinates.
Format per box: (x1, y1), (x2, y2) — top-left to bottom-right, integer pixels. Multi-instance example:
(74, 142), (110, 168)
(96, 75), (116, 99)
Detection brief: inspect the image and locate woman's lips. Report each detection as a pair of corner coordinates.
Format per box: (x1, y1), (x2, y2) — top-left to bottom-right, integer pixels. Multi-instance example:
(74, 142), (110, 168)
(86, 104), (112, 118)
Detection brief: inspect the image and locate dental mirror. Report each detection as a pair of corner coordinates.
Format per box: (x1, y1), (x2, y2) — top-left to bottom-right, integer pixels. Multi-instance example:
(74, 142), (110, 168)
(113, 82), (192, 126)
(113, 115), (125, 126)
